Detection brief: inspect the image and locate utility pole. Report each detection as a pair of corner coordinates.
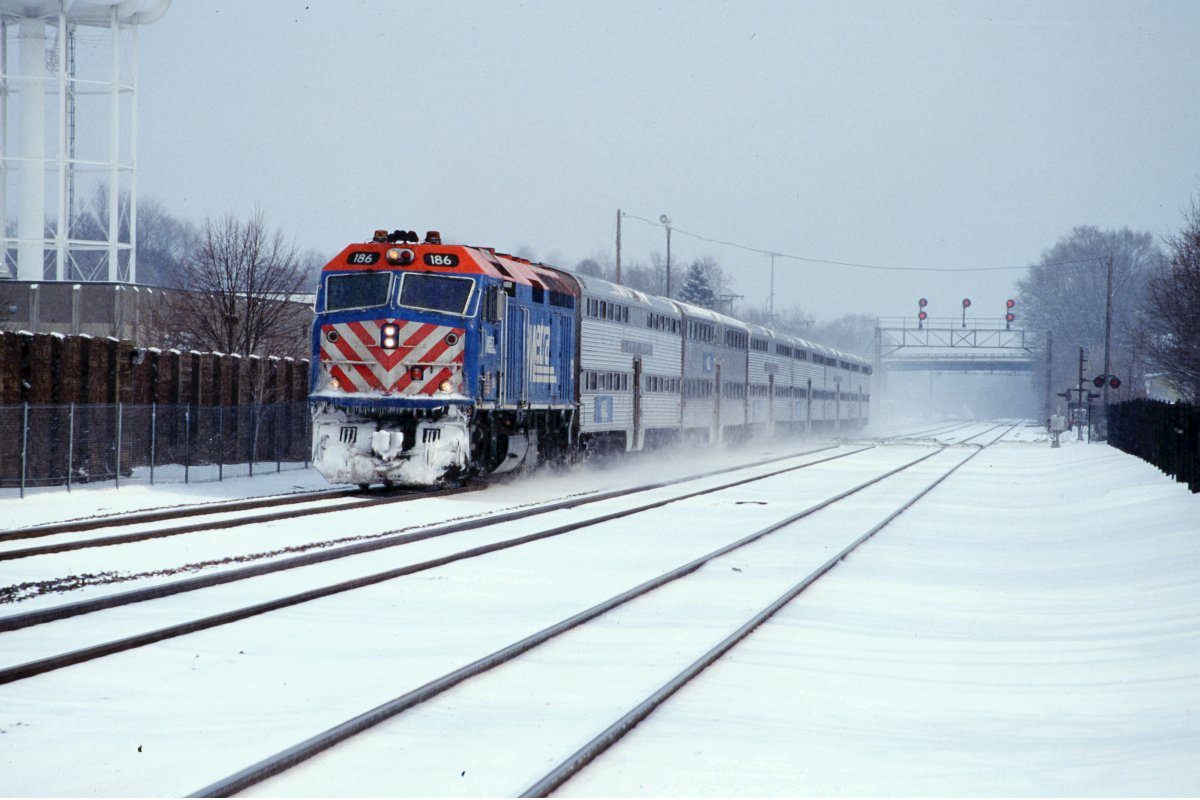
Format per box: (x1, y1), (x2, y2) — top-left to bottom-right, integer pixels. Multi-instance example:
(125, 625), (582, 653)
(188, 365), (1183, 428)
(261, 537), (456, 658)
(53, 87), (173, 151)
(658, 214), (672, 297)
(769, 252), (776, 319)
(1102, 254), (1113, 437)
(615, 209), (622, 285)
(1077, 346), (1086, 441)
(1044, 329), (1053, 422)
(665, 223), (672, 296)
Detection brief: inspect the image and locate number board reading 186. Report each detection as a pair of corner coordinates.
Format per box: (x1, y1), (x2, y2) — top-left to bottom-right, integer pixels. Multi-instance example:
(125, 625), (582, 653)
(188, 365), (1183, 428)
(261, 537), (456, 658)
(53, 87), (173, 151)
(346, 251), (380, 265)
(423, 253), (459, 267)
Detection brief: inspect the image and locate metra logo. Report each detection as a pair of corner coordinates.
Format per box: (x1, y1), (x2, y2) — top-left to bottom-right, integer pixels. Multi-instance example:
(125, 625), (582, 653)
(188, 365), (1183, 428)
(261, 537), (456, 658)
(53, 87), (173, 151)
(528, 323), (557, 384)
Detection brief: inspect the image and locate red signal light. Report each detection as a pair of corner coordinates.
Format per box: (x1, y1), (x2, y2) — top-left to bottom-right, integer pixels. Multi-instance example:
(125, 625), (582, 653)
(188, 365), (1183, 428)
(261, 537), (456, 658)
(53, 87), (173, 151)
(1006, 299), (1015, 308)
(1093, 375), (1105, 388)
(962, 298), (971, 308)
(918, 311), (928, 321)
(1006, 313), (1015, 322)
(1109, 376), (1121, 389)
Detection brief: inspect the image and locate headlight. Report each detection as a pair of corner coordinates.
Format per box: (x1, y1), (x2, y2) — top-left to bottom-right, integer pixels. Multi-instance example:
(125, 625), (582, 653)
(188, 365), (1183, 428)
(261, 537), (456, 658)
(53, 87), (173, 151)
(380, 322), (399, 350)
(438, 379), (454, 393)
(385, 248), (415, 266)
(328, 377), (341, 391)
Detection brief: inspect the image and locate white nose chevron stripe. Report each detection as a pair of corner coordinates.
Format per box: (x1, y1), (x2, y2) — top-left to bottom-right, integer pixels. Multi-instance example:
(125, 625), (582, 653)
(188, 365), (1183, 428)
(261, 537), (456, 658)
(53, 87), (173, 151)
(319, 318), (465, 396)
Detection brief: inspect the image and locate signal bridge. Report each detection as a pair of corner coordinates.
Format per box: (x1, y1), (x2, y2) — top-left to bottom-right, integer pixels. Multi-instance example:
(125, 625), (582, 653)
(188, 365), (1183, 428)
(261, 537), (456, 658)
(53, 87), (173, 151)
(873, 317), (1037, 380)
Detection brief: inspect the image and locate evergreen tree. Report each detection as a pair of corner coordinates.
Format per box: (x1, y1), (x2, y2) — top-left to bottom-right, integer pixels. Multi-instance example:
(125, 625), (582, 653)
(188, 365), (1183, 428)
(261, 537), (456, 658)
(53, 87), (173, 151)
(677, 260), (718, 308)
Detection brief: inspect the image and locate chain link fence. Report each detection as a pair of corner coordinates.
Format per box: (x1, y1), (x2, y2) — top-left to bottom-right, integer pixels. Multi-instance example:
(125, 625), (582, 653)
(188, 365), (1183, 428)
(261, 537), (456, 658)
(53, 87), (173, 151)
(1, 402), (312, 498)
(1107, 399), (1199, 493)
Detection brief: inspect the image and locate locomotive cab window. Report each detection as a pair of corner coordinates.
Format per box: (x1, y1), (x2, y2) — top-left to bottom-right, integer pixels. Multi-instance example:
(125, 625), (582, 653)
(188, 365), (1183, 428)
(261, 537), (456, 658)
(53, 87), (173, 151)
(324, 272), (393, 311)
(397, 273), (475, 315)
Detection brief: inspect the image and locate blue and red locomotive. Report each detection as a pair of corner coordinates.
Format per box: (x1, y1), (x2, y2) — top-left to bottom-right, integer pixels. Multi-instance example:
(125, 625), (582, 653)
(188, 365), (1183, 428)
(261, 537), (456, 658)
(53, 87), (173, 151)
(309, 228), (871, 487)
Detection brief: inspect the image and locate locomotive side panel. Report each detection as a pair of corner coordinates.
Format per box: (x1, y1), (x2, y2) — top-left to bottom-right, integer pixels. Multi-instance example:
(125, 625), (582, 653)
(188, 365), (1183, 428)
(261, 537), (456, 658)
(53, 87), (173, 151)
(496, 284), (576, 410)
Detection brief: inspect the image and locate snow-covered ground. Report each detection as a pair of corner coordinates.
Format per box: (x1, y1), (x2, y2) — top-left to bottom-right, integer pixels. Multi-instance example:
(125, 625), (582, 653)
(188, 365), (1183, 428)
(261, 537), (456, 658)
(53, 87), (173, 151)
(562, 428), (1200, 796)
(1, 421), (1197, 796)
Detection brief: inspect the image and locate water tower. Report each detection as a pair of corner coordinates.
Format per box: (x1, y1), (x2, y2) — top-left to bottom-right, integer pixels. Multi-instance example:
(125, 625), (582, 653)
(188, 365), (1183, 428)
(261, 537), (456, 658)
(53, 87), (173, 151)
(0, 0), (169, 284)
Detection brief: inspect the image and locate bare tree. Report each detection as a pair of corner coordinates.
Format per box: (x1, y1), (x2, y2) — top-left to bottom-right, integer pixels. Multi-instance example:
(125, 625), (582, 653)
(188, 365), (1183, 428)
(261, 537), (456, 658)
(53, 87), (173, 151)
(620, 255), (667, 296)
(151, 211), (311, 359)
(1141, 199), (1200, 401)
(742, 304), (815, 338)
(135, 198), (198, 288)
(808, 313), (879, 358)
(70, 185), (197, 286)
(573, 257), (609, 278)
(1017, 226), (1161, 395)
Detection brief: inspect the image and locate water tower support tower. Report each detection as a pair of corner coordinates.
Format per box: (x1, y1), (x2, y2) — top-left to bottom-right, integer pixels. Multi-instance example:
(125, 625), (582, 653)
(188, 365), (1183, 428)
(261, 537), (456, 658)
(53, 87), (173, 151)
(0, 0), (169, 284)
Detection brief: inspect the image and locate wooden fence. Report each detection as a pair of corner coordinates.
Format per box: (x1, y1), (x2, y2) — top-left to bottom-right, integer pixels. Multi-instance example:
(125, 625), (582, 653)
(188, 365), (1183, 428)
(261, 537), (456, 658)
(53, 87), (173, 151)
(0, 330), (310, 406)
(0, 331), (315, 496)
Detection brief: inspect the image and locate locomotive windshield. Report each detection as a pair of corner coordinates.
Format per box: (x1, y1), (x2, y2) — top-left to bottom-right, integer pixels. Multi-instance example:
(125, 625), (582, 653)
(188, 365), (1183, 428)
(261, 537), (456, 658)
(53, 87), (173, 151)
(397, 273), (474, 315)
(324, 272), (393, 311)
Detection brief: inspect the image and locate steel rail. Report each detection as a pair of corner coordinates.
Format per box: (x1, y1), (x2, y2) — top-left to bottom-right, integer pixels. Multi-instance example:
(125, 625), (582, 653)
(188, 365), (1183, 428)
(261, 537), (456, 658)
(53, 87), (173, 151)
(946, 422), (1008, 444)
(522, 424), (1018, 796)
(0, 484), (483, 561)
(880, 420), (977, 440)
(186, 445), (950, 798)
(0, 425), (939, 560)
(0, 488), (362, 541)
(0, 445), (869, 684)
(0, 444), (847, 632)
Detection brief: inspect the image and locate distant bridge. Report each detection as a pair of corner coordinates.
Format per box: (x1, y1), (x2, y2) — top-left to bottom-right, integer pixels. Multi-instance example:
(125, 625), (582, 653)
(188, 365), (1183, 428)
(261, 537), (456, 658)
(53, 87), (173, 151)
(873, 317), (1038, 376)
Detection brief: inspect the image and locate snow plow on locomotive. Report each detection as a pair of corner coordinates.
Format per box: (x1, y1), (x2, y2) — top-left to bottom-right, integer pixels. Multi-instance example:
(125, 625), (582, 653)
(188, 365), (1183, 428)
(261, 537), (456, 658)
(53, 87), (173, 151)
(309, 228), (872, 488)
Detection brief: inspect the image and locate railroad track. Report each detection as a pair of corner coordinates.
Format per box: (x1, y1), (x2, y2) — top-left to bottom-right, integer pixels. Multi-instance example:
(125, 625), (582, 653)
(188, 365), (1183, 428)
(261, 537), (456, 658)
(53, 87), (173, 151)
(877, 419), (981, 442)
(1, 487), (361, 539)
(1, 443), (868, 677)
(182, 424), (1017, 796)
(0, 443), (863, 608)
(0, 483), (485, 561)
(0, 426), (1017, 795)
(0, 426), (1003, 610)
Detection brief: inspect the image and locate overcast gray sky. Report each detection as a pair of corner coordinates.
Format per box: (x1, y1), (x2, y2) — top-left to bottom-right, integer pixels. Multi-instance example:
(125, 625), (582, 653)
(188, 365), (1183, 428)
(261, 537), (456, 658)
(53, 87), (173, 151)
(135, 0), (1200, 323)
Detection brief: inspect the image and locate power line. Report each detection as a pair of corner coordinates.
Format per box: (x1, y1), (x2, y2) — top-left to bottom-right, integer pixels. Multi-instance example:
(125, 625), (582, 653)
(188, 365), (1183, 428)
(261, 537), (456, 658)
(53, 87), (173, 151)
(619, 212), (1100, 273)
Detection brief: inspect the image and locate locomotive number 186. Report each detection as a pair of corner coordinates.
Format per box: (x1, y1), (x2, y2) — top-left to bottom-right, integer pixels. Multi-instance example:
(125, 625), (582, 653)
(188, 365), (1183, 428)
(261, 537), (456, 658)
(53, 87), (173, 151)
(423, 253), (460, 267)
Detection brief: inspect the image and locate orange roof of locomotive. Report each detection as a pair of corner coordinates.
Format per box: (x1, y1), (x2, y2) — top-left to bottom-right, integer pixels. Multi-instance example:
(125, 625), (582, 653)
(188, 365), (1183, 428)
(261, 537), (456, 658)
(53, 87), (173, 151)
(322, 241), (577, 297)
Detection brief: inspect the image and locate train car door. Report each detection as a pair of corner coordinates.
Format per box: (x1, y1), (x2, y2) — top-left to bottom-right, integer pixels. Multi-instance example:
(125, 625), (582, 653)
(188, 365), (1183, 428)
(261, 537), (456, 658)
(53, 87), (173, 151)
(806, 378), (813, 435)
(712, 363), (722, 444)
(482, 284), (505, 404)
(552, 311), (573, 404)
(632, 357), (643, 450)
(768, 373), (775, 437)
(503, 305), (528, 406)
(835, 382), (841, 434)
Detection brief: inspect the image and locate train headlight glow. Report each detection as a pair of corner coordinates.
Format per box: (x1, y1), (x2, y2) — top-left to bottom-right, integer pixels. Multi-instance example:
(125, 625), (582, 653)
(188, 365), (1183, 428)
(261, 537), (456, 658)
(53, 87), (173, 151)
(386, 248), (415, 266)
(438, 379), (454, 393)
(328, 377), (341, 391)
(380, 323), (400, 350)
